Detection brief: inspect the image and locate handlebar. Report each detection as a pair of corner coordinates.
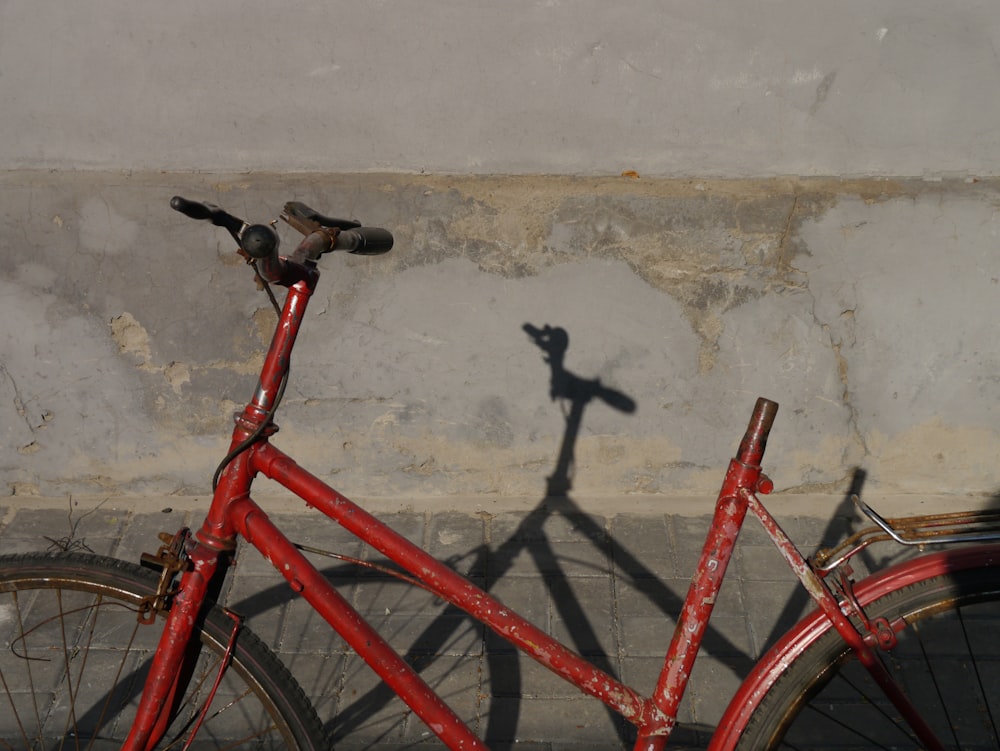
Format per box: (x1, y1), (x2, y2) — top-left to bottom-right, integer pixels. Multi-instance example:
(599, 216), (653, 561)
(334, 227), (395, 255)
(170, 196), (393, 283)
(170, 196), (246, 239)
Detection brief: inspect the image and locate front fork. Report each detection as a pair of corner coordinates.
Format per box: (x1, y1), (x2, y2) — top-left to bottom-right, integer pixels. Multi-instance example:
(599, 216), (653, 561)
(124, 528), (235, 751)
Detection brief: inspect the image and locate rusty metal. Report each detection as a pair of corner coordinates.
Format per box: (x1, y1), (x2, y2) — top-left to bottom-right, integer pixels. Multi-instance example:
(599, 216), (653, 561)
(137, 527), (191, 624)
(813, 498), (1000, 573)
(642, 398), (779, 746)
(140, 199), (1000, 750)
(745, 491), (948, 751)
(834, 570), (900, 650)
(251, 441), (660, 733)
(127, 535), (231, 750)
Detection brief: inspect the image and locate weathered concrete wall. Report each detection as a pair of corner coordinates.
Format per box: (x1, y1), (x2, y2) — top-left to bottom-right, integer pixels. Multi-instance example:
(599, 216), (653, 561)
(2, 2), (1000, 177)
(3, 172), (999, 501)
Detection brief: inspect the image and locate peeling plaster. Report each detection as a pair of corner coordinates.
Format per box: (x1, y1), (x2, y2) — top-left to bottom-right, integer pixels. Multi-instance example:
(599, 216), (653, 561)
(4, 172), (1000, 498)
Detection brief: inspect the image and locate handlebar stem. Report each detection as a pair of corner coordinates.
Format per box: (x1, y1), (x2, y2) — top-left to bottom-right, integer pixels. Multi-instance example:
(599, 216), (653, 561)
(289, 229), (337, 265)
(251, 277), (315, 415)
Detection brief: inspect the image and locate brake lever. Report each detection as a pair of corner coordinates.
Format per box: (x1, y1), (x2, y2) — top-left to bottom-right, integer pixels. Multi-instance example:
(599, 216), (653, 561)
(280, 208), (319, 236)
(281, 201), (361, 236)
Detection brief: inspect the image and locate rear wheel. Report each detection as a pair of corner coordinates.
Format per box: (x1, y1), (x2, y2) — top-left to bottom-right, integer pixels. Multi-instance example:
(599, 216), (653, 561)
(731, 555), (1000, 750)
(0, 552), (327, 750)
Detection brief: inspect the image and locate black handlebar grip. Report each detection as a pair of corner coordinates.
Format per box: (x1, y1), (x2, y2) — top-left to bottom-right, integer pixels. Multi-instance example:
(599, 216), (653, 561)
(170, 195), (245, 238)
(337, 227), (394, 255)
(170, 195), (214, 220)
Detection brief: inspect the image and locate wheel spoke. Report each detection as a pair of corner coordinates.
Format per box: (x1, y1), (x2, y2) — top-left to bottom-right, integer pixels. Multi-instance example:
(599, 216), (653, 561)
(911, 619), (961, 749)
(729, 555), (1000, 750)
(794, 670), (912, 750)
(0, 553), (325, 750)
(957, 606), (1000, 746)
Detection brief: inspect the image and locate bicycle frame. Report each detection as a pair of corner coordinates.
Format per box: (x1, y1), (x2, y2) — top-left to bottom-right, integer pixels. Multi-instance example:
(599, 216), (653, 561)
(126, 259), (951, 751)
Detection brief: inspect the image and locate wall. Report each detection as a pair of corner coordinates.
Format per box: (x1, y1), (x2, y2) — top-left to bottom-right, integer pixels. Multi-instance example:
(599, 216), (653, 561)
(2, 3), (1000, 504)
(4, 172), (999, 502)
(2, 2), (999, 177)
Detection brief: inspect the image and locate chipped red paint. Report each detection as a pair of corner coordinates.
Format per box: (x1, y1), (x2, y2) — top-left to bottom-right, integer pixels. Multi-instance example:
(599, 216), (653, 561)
(737, 491), (948, 751)
(126, 235), (955, 751)
(644, 399), (777, 742)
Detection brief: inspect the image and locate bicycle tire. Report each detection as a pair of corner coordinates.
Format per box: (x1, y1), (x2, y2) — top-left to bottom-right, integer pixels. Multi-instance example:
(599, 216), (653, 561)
(0, 551), (328, 750)
(727, 549), (1000, 750)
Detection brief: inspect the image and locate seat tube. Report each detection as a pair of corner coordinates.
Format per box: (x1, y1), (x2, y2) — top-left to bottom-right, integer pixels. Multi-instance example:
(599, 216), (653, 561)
(648, 479), (748, 736)
(644, 399), (778, 741)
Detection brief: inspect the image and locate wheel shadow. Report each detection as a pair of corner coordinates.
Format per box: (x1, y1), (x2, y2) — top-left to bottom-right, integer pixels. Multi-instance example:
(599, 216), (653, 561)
(23, 326), (1000, 748)
(269, 322), (761, 750)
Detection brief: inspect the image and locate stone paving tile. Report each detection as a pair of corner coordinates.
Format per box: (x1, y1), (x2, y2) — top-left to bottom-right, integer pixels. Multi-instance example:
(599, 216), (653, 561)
(608, 513), (674, 579)
(734, 542), (801, 582)
(114, 508), (189, 564)
(738, 577), (811, 657)
(427, 511), (489, 576)
(486, 652), (597, 699)
(270, 509), (371, 550)
(548, 576), (617, 657)
(0, 534), (101, 556)
(483, 572), (551, 622)
(6, 502), (964, 750)
(325, 652), (486, 747)
(685, 654), (749, 729)
(2, 504), (123, 555)
(398, 655), (484, 743)
(489, 539), (612, 579)
(667, 515), (717, 573)
(281, 593), (355, 655)
(482, 695), (625, 746)
(224, 573), (292, 649)
(737, 507), (857, 548)
(490, 506), (608, 544)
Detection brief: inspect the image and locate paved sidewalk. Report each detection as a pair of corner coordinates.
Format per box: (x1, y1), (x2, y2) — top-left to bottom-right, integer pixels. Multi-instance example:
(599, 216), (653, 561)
(0, 493), (914, 750)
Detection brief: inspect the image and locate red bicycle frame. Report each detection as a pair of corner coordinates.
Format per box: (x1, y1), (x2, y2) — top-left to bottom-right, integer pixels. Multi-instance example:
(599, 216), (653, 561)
(125, 255), (951, 750)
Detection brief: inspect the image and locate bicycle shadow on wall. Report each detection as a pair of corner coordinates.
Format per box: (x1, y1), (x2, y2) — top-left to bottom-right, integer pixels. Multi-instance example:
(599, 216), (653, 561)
(321, 323), (764, 749)
(47, 325), (940, 750)
(42, 323), (995, 749)
(489, 323), (752, 749)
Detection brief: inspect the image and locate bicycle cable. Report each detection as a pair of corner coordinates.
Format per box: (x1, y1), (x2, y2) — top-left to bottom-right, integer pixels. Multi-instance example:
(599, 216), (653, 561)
(250, 258), (283, 317)
(211, 261), (286, 492)
(211, 367), (288, 492)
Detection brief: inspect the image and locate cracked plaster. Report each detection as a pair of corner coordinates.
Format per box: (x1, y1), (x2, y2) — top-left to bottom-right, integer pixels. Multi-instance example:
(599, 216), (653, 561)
(2, 172), (999, 500)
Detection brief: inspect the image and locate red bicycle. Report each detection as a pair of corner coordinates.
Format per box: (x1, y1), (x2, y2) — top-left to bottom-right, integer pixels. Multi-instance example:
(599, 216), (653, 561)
(3, 196), (1000, 750)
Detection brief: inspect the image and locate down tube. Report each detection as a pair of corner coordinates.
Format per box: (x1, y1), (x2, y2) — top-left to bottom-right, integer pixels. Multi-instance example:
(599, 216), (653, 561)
(251, 442), (667, 734)
(229, 495), (486, 751)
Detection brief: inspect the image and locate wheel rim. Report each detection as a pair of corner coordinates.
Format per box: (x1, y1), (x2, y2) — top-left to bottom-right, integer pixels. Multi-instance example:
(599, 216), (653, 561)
(0, 564), (305, 750)
(763, 577), (1000, 750)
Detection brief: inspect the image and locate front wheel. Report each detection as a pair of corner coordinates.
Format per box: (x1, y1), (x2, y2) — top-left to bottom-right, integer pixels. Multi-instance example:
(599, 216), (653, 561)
(722, 545), (1000, 750)
(0, 552), (328, 750)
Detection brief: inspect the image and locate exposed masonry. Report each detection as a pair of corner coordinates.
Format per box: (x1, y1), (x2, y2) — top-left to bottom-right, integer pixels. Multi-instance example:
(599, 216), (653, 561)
(3, 172), (1000, 499)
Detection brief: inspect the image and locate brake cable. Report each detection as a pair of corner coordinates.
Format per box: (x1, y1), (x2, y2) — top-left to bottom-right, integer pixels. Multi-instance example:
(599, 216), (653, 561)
(248, 256), (282, 317)
(211, 255), (286, 491)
